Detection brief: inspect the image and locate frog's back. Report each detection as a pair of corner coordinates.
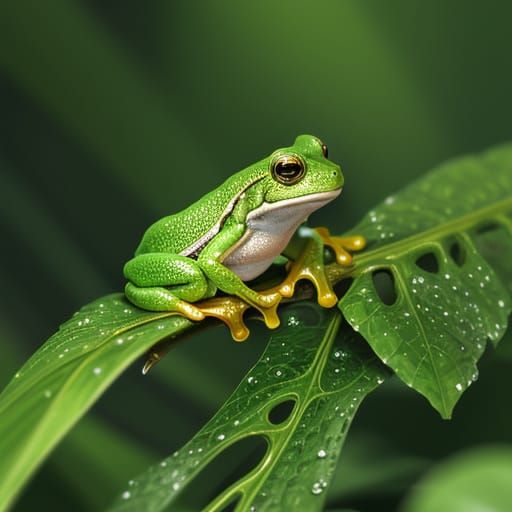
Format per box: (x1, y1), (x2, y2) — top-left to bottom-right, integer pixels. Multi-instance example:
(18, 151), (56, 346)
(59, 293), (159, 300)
(135, 166), (266, 257)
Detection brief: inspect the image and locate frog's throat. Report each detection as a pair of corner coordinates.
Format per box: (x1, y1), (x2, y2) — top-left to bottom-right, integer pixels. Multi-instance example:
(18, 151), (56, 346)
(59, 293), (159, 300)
(222, 188), (342, 282)
(180, 175), (266, 259)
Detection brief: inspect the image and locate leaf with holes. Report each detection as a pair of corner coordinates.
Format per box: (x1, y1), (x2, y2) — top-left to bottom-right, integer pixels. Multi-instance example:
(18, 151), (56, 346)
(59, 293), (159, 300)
(0, 294), (192, 511)
(333, 144), (512, 418)
(108, 303), (389, 512)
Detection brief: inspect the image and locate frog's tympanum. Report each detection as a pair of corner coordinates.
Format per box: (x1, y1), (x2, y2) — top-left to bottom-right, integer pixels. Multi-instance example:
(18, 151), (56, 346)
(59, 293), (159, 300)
(124, 135), (365, 347)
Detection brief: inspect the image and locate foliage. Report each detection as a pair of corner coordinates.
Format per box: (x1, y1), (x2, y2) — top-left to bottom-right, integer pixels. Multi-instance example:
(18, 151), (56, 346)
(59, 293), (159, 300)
(0, 144), (510, 510)
(2, 3), (512, 511)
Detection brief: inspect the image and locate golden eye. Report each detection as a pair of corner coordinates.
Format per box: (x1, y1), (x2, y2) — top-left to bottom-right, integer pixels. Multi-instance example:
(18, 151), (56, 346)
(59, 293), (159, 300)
(271, 155), (305, 185)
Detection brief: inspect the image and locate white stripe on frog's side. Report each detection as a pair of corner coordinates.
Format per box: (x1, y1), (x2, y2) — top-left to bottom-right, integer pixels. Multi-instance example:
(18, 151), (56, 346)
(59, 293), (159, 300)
(180, 176), (265, 259)
(222, 188), (341, 281)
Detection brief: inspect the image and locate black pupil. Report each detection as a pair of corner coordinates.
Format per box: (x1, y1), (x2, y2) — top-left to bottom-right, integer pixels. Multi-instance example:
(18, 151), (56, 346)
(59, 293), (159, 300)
(277, 161), (302, 178)
(321, 144), (328, 158)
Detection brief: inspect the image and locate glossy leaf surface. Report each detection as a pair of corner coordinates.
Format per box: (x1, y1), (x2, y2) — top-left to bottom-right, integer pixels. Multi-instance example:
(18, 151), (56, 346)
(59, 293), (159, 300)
(337, 144), (512, 417)
(109, 304), (388, 512)
(0, 294), (191, 511)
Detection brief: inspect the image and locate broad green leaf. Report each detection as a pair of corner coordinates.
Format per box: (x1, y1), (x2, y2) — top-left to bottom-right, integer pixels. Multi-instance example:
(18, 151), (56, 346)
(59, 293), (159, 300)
(109, 304), (388, 512)
(334, 144), (512, 418)
(0, 294), (192, 511)
(402, 446), (512, 512)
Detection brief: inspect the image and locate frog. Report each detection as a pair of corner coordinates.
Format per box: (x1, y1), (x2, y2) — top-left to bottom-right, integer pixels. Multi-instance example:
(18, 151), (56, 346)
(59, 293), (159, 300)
(124, 134), (364, 331)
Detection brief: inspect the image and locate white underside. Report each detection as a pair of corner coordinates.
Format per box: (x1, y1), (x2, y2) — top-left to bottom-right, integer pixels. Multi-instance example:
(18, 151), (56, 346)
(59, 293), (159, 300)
(222, 188), (341, 281)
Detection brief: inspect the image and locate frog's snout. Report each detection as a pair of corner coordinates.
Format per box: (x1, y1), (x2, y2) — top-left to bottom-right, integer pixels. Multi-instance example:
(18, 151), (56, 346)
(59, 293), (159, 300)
(331, 165), (344, 189)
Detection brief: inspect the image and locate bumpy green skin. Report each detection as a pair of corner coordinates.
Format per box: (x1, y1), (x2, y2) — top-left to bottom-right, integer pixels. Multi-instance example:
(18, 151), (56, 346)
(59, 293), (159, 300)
(124, 135), (343, 314)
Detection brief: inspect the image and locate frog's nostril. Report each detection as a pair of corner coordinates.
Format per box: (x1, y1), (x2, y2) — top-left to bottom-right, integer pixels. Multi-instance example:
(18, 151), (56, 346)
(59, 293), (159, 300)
(332, 170), (337, 176)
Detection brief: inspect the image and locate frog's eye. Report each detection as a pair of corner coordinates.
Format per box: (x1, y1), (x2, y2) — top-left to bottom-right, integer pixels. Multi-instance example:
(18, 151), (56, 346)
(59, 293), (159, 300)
(321, 143), (328, 158)
(271, 155), (305, 185)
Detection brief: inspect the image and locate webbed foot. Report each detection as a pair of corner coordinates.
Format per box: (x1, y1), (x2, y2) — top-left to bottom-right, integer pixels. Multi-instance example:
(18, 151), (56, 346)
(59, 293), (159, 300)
(315, 227), (366, 266)
(195, 291), (281, 342)
(279, 226), (366, 308)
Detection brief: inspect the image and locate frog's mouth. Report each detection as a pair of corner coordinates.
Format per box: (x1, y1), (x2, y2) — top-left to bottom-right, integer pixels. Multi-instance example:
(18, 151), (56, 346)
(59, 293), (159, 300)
(266, 187), (342, 209)
(247, 187), (342, 226)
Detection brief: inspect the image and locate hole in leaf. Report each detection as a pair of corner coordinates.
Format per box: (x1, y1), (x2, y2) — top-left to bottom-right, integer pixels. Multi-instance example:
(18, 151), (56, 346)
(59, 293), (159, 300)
(372, 269), (397, 306)
(334, 277), (354, 300)
(219, 496), (241, 512)
(268, 399), (296, 425)
(450, 241), (465, 267)
(474, 222), (500, 234)
(415, 252), (439, 273)
(174, 436), (267, 511)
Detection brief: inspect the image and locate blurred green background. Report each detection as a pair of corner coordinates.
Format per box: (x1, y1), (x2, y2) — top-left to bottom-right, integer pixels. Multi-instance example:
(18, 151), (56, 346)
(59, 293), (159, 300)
(1, 1), (511, 510)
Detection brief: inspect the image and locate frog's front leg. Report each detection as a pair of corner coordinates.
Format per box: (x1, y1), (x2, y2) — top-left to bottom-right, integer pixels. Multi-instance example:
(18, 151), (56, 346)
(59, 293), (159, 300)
(197, 223), (281, 316)
(124, 253), (214, 321)
(278, 226), (366, 307)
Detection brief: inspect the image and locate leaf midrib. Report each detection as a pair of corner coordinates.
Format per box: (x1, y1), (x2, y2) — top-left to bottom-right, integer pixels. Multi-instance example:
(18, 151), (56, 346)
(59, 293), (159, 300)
(237, 315), (344, 510)
(350, 196), (512, 273)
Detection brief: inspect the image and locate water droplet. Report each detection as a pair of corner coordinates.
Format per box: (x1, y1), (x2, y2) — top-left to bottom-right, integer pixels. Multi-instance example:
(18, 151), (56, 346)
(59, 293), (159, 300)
(455, 383), (463, 392)
(93, 367), (102, 375)
(498, 300), (505, 308)
(172, 482), (180, 491)
(275, 370), (283, 377)
(160, 461), (167, 467)
(217, 434), (225, 441)
(122, 491), (131, 500)
(311, 482), (324, 495)
(317, 449), (327, 459)
(444, 273), (451, 280)
(233, 420), (240, 426)
(116, 338), (124, 345)
(44, 389), (52, 398)
(287, 315), (300, 326)
(247, 376), (258, 385)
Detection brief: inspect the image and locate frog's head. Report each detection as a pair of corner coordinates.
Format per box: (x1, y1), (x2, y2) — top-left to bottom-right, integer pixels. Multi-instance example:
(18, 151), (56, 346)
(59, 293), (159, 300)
(263, 134), (343, 203)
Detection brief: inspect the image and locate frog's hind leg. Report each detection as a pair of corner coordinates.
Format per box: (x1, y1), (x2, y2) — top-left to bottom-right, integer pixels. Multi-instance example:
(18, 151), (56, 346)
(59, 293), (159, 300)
(124, 253), (209, 321)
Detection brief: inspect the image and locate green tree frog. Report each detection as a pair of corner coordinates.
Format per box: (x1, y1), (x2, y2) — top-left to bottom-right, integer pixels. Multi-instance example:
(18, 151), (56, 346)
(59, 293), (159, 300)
(124, 135), (362, 327)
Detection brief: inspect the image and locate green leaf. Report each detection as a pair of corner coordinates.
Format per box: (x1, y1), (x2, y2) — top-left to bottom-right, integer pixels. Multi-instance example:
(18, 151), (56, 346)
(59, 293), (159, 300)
(0, 294), (192, 511)
(109, 304), (388, 512)
(402, 446), (512, 512)
(336, 144), (512, 418)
